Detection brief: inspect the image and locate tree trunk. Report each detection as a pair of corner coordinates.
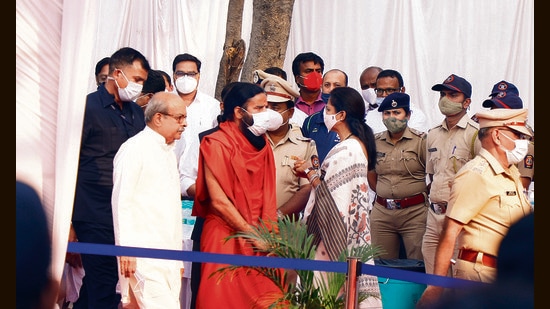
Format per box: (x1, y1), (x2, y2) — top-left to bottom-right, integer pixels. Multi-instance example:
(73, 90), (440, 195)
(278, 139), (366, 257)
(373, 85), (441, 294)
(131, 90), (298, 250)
(215, 0), (246, 100)
(241, 0), (295, 83)
(215, 0), (295, 99)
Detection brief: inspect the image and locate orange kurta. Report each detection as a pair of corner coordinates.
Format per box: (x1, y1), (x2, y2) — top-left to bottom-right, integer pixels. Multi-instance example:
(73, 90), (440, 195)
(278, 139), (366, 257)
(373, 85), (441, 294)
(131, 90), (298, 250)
(193, 121), (282, 308)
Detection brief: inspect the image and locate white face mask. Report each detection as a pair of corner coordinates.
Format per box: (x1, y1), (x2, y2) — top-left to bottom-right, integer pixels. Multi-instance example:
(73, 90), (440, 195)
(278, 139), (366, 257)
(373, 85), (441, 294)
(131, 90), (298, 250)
(175, 76), (198, 94)
(362, 88), (377, 109)
(323, 107), (340, 132)
(242, 108), (283, 136)
(500, 132), (529, 165)
(110, 70), (143, 102)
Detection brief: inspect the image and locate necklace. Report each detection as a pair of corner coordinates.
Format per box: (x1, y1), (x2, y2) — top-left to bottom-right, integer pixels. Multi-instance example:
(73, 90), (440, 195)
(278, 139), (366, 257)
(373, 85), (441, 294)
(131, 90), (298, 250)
(343, 133), (353, 141)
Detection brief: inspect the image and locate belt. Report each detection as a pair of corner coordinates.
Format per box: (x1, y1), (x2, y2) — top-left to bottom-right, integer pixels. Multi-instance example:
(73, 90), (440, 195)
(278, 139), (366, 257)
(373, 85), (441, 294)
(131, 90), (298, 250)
(430, 202), (448, 215)
(375, 193), (425, 210)
(457, 249), (497, 268)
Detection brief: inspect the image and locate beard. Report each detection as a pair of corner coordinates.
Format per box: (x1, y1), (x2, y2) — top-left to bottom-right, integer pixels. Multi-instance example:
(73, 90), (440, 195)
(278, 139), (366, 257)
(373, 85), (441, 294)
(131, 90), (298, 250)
(239, 119), (266, 150)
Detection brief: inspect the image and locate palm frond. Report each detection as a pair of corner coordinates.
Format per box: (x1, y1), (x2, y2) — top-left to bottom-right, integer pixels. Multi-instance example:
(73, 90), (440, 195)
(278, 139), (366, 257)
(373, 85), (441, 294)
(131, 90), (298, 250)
(215, 215), (382, 308)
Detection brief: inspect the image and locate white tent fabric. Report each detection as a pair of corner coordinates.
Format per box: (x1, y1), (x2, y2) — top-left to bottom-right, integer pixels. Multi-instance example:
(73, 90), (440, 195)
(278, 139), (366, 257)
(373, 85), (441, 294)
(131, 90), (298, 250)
(16, 0), (534, 287)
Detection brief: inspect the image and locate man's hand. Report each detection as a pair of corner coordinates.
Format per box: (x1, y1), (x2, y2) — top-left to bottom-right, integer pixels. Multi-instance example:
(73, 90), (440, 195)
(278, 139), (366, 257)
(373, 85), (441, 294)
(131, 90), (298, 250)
(416, 285), (444, 308)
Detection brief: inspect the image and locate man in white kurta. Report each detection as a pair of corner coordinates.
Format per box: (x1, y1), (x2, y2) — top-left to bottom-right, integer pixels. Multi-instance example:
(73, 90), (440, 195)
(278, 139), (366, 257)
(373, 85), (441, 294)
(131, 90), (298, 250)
(112, 92), (186, 309)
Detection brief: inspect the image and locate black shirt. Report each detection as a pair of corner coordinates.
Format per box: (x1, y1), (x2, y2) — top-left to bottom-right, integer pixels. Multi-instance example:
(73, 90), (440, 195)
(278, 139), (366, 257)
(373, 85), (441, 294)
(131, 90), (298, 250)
(72, 84), (146, 225)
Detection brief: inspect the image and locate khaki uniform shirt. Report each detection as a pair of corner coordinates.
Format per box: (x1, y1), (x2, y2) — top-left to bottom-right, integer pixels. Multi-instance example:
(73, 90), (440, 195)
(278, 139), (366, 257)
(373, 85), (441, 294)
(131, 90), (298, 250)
(426, 115), (481, 203)
(447, 148), (532, 256)
(267, 123), (318, 208)
(374, 127), (427, 198)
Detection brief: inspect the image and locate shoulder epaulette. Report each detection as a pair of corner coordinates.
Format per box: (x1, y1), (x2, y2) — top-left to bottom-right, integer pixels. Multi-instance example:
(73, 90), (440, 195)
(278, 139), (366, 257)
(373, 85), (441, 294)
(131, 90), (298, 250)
(428, 124), (443, 133)
(409, 127), (427, 138)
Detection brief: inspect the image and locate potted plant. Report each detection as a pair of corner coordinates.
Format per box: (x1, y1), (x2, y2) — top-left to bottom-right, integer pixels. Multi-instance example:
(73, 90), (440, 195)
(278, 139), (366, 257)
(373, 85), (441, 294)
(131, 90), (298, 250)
(212, 215), (382, 308)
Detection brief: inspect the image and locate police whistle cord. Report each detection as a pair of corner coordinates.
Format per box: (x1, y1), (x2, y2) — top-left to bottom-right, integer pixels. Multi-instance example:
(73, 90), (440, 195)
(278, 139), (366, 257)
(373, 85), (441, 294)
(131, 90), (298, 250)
(67, 242), (487, 289)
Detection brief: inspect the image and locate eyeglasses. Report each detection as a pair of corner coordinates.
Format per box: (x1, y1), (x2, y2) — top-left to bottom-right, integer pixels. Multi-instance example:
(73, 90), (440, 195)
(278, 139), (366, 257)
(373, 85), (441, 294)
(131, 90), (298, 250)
(161, 112), (186, 123)
(375, 88), (400, 95)
(174, 71), (199, 78)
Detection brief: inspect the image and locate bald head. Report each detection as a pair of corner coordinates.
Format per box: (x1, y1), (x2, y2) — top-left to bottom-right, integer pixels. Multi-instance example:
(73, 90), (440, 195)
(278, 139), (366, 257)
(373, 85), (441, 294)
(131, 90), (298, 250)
(144, 92), (185, 122)
(359, 66), (383, 90)
(322, 69), (348, 94)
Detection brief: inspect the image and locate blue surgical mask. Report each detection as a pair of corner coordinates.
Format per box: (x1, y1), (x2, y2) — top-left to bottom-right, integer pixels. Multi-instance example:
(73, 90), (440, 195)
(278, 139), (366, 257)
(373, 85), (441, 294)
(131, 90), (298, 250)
(321, 92), (331, 104)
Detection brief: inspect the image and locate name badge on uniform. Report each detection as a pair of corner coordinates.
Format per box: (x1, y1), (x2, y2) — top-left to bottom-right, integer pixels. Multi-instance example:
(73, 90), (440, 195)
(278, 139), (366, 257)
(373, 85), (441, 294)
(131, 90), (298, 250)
(506, 191), (517, 196)
(428, 147), (437, 152)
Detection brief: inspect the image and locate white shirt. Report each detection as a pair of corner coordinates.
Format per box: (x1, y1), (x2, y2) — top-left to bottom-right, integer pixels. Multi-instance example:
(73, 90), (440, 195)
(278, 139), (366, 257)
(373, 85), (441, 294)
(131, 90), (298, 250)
(175, 90), (220, 196)
(289, 107), (308, 127)
(112, 126), (183, 251)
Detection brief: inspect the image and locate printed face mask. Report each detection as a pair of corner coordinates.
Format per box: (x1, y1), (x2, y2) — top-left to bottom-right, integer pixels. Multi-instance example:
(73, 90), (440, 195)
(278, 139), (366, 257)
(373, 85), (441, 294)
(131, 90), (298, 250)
(110, 70), (143, 102)
(242, 108), (283, 136)
(300, 71), (323, 92)
(323, 107), (340, 131)
(438, 96), (464, 116)
(500, 132), (529, 165)
(175, 76), (198, 94)
(382, 116), (408, 134)
(362, 88), (378, 109)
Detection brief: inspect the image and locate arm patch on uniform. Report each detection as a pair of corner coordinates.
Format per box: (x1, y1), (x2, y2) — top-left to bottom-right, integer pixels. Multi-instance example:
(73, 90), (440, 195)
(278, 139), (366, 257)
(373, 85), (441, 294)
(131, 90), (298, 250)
(523, 155), (533, 169)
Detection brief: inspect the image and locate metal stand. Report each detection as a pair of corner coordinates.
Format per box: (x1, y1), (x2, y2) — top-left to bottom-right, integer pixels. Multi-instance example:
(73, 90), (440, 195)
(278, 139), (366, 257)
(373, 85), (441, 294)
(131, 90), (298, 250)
(345, 257), (361, 309)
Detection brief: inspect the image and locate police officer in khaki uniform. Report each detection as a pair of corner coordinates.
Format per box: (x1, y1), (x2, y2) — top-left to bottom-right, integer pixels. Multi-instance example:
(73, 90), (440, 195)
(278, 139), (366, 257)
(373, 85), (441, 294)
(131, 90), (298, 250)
(482, 80), (534, 191)
(259, 70), (318, 219)
(367, 92), (428, 260)
(417, 108), (533, 307)
(422, 74), (481, 276)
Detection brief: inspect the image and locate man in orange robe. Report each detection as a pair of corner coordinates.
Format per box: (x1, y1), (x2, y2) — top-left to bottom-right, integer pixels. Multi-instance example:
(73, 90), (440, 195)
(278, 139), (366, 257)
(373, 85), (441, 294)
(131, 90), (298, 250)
(193, 82), (285, 308)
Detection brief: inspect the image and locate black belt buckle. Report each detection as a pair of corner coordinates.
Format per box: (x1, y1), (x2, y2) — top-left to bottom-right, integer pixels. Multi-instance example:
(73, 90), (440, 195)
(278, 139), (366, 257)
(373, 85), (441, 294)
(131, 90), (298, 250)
(386, 199), (401, 210)
(431, 203), (446, 215)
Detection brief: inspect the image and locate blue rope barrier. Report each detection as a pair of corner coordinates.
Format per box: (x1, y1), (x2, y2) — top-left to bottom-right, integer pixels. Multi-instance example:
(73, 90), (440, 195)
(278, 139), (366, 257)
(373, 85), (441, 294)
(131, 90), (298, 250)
(67, 242), (488, 289)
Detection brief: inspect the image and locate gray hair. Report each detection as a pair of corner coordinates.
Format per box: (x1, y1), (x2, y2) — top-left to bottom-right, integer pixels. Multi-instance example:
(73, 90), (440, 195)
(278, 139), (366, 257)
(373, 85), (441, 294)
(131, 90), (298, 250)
(144, 92), (179, 122)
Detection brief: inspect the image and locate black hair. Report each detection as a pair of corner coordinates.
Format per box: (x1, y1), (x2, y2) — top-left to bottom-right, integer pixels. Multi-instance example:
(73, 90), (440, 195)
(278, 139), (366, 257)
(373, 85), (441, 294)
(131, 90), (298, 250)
(141, 70), (166, 94)
(264, 67), (287, 80)
(376, 69), (404, 87)
(221, 82), (264, 121)
(109, 47), (151, 73)
(172, 53), (202, 73)
(158, 70), (172, 85)
(329, 87), (377, 170)
(95, 57), (110, 76)
(291, 52), (325, 77)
